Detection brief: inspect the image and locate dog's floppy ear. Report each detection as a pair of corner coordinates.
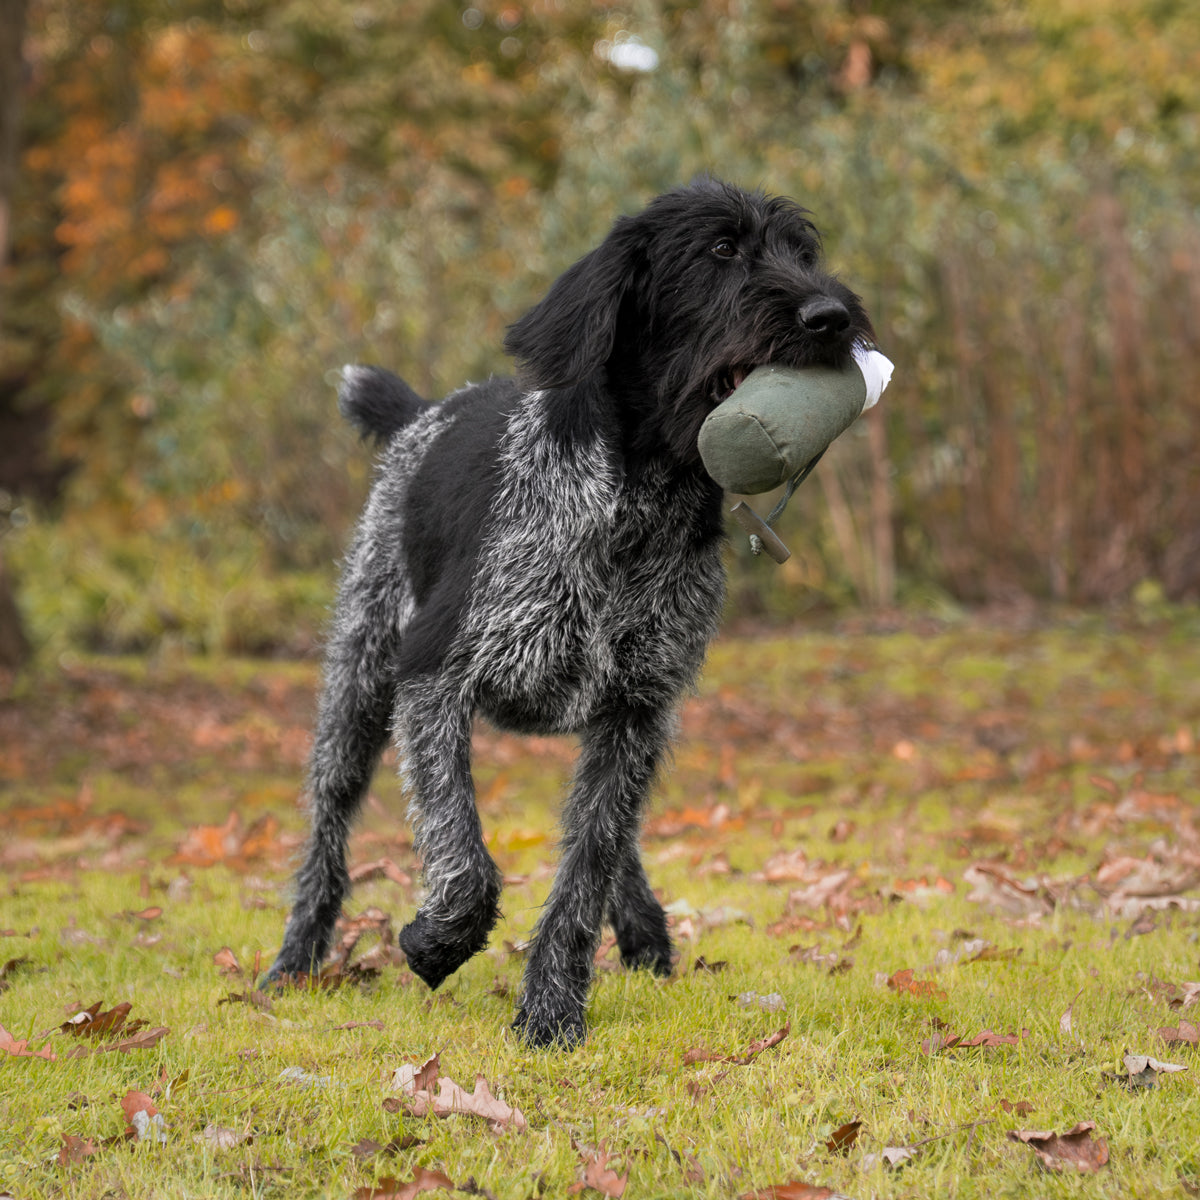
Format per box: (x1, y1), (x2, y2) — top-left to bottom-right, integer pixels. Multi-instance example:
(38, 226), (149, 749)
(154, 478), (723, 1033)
(504, 217), (644, 389)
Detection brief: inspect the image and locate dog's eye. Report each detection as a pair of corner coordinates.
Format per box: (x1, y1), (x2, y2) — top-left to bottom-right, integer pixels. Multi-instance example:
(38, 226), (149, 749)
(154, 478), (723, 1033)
(711, 239), (738, 260)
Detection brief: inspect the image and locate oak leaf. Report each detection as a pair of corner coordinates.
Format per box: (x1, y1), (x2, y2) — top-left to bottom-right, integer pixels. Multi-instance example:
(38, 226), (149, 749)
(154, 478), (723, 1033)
(0, 1022), (56, 1060)
(567, 1145), (627, 1197)
(352, 1167), (456, 1199)
(391, 1054), (526, 1131)
(1007, 1122), (1108, 1173)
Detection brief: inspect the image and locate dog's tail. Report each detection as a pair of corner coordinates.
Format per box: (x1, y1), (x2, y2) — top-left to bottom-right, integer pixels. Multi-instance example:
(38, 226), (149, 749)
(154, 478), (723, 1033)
(338, 364), (428, 441)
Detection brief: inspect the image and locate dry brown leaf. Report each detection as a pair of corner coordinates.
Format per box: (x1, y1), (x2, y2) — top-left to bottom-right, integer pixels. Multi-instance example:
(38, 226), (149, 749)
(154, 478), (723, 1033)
(1059, 986), (1084, 1040)
(887, 969), (947, 1001)
(0, 1021), (57, 1060)
(999, 1099), (1036, 1117)
(65, 1024), (170, 1057)
(739, 1183), (838, 1200)
(352, 1167), (456, 1199)
(1170, 982), (1200, 1010)
(56, 1133), (99, 1164)
(682, 1020), (790, 1066)
(351, 1133), (423, 1159)
(1007, 1122), (1109, 1173)
(959, 1028), (1027, 1048)
(391, 1055), (526, 1131)
(825, 1120), (862, 1155)
(197, 1123), (249, 1150)
(213, 946), (242, 977)
(349, 857), (414, 887)
(1158, 1019), (1199, 1045)
(788, 871), (854, 910)
(568, 1145), (627, 1197)
(61, 1000), (146, 1039)
(120, 1090), (157, 1123)
(1111, 1052), (1187, 1089)
(963, 863), (1058, 916)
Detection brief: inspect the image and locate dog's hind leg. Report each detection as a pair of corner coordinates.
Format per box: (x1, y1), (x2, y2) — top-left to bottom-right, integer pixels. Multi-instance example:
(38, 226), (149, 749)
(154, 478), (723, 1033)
(606, 850), (673, 976)
(267, 570), (403, 983)
(396, 678), (503, 990)
(514, 704), (674, 1048)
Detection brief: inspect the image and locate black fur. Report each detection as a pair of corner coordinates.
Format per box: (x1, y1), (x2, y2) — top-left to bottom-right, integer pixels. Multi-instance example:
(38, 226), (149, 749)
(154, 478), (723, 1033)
(267, 178), (874, 1048)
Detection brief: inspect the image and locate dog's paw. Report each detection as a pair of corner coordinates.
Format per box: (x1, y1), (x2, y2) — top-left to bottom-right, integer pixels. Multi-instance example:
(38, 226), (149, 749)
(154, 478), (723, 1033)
(398, 914), (477, 991)
(512, 1004), (586, 1050)
(619, 939), (674, 977)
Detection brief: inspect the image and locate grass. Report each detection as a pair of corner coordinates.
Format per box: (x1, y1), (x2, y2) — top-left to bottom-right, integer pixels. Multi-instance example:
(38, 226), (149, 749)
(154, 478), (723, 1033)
(2, 612), (1200, 1198)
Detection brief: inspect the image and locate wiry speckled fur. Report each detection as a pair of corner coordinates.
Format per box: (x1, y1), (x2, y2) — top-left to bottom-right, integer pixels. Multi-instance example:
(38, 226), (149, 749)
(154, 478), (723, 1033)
(267, 179), (874, 1047)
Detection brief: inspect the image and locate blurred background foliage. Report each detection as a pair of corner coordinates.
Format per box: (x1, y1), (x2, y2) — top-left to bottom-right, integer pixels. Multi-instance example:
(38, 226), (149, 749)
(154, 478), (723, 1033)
(1, 0), (1198, 657)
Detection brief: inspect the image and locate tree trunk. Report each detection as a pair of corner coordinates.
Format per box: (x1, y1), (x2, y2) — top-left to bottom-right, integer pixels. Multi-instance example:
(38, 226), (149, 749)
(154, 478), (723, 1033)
(0, 0), (31, 669)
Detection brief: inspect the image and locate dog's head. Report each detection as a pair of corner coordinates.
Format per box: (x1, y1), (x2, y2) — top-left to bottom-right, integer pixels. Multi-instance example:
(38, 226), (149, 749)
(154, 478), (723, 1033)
(505, 178), (874, 463)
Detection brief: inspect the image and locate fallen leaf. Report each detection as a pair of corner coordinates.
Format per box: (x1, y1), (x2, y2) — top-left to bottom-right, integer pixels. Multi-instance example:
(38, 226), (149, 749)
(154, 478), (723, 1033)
(1059, 986), (1084, 1040)
(0, 1022), (56, 1060)
(130, 1109), (168, 1144)
(861, 1146), (915, 1169)
(963, 863), (1058, 916)
(682, 1021), (790, 1066)
(196, 1123), (249, 1150)
(349, 857), (414, 887)
(958, 1028), (1026, 1048)
(1108, 1052), (1187, 1089)
(1169, 982), (1200, 1011)
(391, 1055), (526, 1131)
(825, 1120), (862, 1155)
(352, 1167), (456, 1199)
(567, 1145), (627, 1197)
(392, 1053), (440, 1094)
(1007, 1122), (1109, 1173)
(351, 1134), (423, 1159)
(213, 947), (242, 977)
(57, 1133), (99, 1164)
(60, 1000), (146, 1039)
(1158, 1019), (1199, 1045)
(65, 1025), (170, 1057)
(999, 1099), (1036, 1117)
(887, 969), (947, 1001)
(739, 1184), (838, 1200)
(120, 1090), (158, 1123)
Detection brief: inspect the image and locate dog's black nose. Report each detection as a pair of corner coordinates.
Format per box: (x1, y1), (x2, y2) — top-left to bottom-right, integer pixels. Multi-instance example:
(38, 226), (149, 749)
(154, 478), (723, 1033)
(798, 297), (851, 337)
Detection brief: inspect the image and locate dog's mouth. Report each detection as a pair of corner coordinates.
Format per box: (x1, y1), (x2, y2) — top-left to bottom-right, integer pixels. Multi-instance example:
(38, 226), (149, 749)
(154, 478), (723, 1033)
(713, 366), (752, 405)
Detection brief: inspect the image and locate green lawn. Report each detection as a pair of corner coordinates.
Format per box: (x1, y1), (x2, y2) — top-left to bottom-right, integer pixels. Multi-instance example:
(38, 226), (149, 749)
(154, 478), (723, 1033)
(2, 614), (1199, 1198)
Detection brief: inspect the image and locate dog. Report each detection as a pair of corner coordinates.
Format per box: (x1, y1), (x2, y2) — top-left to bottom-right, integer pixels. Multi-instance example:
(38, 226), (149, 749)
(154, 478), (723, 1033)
(267, 178), (874, 1047)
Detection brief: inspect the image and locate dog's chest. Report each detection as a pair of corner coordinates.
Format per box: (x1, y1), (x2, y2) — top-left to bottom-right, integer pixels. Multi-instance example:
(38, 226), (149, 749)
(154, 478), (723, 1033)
(461, 404), (724, 728)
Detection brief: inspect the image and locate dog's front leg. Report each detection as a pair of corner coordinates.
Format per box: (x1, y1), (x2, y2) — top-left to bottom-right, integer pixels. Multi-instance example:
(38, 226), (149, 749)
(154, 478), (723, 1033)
(514, 705), (673, 1048)
(396, 679), (503, 990)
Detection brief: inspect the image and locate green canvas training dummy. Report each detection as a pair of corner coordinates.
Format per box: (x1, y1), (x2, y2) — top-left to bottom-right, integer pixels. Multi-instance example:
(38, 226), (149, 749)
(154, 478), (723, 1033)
(698, 345), (894, 562)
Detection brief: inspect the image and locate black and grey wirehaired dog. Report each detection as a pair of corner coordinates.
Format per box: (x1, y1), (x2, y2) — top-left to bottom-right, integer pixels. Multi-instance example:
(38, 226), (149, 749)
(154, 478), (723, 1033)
(267, 178), (873, 1047)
